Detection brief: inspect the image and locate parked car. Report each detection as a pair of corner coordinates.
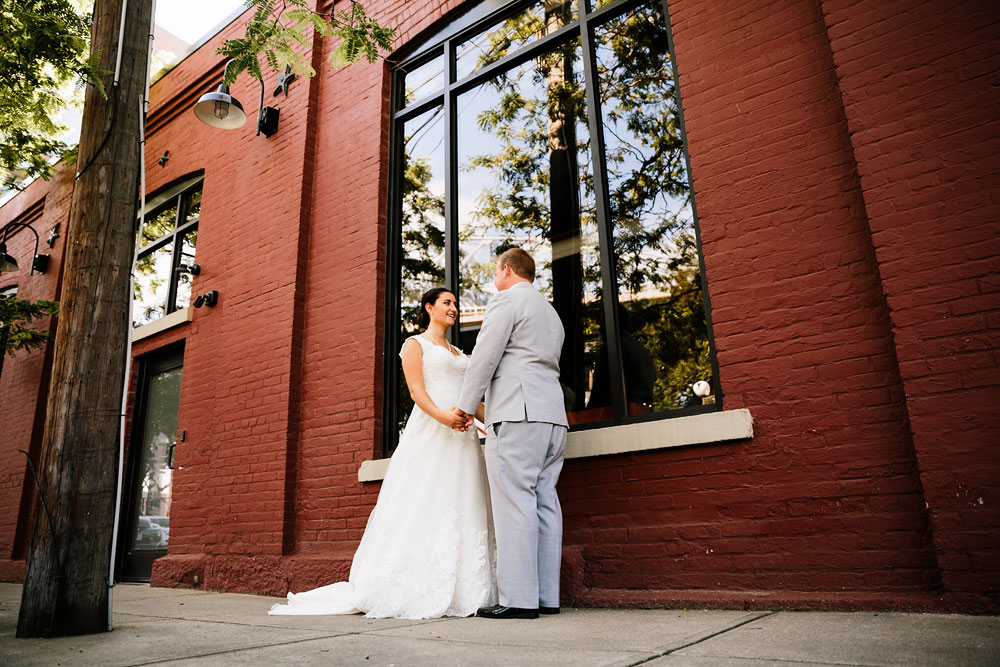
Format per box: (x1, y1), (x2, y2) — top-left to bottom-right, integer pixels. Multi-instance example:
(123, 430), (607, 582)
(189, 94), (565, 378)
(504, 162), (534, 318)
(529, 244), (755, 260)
(136, 516), (167, 548)
(148, 516), (170, 543)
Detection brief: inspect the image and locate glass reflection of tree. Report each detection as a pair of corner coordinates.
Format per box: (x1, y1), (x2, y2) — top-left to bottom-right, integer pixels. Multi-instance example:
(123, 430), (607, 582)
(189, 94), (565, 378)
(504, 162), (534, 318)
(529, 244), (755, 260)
(133, 204), (177, 327)
(461, 0), (711, 414)
(176, 229), (198, 309)
(462, 2), (597, 410)
(133, 244), (172, 327)
(597, 4), (711, 410)
(396, 112), (446, 436)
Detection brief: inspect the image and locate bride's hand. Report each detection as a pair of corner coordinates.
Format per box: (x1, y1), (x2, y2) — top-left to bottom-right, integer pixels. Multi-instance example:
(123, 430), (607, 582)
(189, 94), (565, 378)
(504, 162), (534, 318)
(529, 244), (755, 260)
(441, 406), (471, 431)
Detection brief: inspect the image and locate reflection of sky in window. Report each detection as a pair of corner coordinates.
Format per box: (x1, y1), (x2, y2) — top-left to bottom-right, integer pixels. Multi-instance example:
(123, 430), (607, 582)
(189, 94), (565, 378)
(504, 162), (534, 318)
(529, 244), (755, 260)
(401, 57), (444, 106)
(404, 106), (445, 203)
(400, 104), (446, 312)
(402, 105), (446, 278)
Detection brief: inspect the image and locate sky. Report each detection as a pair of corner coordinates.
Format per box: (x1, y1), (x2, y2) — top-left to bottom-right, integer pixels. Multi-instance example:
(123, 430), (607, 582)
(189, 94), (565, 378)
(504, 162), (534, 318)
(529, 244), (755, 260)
(154, 0), (245, 45)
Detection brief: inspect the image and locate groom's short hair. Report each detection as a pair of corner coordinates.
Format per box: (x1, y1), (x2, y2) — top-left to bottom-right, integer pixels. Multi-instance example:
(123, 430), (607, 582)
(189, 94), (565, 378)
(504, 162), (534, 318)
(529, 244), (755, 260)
(497, 247), (535, 281)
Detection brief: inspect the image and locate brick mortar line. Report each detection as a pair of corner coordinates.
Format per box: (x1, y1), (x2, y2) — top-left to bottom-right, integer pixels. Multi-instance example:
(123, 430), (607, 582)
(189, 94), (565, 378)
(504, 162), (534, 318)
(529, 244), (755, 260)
(625, 610), (779, 666)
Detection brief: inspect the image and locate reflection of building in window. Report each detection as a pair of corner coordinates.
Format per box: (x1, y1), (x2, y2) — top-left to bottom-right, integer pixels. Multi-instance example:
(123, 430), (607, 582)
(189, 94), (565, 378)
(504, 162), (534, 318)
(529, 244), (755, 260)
(133, 179), (202, 327)
(385, 0), (717, 455)
(587, 305), (655, 411)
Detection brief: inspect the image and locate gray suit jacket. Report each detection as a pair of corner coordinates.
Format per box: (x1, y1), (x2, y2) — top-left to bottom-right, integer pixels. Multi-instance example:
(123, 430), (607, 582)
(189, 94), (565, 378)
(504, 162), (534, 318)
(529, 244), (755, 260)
(458, 282), (568, 427)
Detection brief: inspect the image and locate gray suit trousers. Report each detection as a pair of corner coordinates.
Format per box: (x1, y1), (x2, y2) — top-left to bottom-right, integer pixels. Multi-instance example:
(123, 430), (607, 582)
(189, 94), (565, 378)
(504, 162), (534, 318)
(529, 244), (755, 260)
(485, 420), (567, 609)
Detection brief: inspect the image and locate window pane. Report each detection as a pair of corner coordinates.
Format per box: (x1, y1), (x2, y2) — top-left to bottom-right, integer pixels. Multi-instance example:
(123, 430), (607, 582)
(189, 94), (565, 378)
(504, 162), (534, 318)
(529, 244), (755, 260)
(457, 36), (612, 425)
(133, 242), (173, 327)
(131, 364), (181, 551)
(400, 55), (445, 107)
(594, 2), (713, 413)
(182, 188), (202, 226)
(174, 228), (197, 310)
(139, 203), (177, 249)
(455, 0), (578, 81)
(395, 104), (446, 442)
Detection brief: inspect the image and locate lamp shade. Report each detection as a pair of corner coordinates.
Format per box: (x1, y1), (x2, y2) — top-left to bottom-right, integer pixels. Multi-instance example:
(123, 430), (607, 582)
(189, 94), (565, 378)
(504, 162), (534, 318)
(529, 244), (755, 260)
(193, 84), (246, 130)
(0, 243), (18, 273)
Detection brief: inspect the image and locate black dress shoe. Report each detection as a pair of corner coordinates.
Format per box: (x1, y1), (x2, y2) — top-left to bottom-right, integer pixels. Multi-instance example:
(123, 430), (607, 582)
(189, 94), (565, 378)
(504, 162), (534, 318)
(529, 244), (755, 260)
(539, 606), (559, 615)
(476, 605), (539, 619)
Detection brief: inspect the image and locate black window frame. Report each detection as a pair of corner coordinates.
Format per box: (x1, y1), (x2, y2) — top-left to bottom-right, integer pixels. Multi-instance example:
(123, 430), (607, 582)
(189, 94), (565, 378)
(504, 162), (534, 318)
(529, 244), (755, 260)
(383, 0), (721, 456)
(133, 177), (203, 328)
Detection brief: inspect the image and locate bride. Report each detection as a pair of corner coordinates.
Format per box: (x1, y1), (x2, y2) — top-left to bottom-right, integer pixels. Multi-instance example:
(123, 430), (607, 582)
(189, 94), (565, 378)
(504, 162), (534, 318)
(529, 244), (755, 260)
(269, 287), (497, 618)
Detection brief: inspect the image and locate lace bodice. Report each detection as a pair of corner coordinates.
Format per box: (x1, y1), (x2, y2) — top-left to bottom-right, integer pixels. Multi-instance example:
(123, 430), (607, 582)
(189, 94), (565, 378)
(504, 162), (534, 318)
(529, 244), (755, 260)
(403, 335), (469, 413)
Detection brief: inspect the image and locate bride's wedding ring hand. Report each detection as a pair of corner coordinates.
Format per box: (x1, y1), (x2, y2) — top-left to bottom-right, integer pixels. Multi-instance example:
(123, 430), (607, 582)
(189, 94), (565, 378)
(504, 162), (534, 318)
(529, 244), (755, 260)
(445, 406), (475, 431)
(444, 406), (472, 431)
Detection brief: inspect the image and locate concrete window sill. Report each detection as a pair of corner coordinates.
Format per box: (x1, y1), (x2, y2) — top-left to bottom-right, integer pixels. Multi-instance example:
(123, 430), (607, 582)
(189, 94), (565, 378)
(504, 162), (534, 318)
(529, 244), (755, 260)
(132, 306), (194, 342)
(358, 408), (753, 482)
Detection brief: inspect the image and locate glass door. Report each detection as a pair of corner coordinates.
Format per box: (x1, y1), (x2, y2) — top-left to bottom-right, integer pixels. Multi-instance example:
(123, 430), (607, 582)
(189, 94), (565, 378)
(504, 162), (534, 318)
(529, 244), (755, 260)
(118, 347), (183, 581)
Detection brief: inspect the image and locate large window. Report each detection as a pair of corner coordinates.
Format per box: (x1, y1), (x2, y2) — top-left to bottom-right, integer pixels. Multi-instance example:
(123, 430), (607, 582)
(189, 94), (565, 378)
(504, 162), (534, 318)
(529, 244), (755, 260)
(133, 177), (202, 328)
(385, 0), (718, 454)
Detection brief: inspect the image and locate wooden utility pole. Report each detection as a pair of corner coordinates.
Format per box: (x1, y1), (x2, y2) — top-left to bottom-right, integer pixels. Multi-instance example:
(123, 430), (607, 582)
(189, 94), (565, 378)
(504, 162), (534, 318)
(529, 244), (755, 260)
(17, 0), (153, 637)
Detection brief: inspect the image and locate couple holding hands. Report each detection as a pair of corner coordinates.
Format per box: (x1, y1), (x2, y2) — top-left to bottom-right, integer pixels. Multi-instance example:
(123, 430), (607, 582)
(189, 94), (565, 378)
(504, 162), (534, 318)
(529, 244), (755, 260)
(271, 248), (568, 620)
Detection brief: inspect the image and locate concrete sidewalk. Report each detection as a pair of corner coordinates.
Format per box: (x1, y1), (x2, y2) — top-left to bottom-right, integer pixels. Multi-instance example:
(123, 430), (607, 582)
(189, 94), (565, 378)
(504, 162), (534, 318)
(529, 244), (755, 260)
(0, 583), (996, 666)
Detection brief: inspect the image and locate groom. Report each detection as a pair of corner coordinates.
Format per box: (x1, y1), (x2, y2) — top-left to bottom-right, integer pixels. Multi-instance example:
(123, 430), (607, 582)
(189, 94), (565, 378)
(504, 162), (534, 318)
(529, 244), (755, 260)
(451, 247), (568, 620)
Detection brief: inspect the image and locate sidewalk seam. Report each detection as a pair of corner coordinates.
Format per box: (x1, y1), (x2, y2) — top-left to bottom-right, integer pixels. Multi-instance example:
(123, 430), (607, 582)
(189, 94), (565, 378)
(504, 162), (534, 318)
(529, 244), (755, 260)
(117, 617), (465, 666)
(624, 610), (779, 666)
(113, 609), (447, 631)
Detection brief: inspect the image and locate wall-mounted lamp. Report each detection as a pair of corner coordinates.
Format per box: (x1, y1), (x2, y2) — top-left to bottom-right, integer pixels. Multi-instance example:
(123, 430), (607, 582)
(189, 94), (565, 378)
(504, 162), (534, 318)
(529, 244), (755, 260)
(193, 290), (218, 308)
(193, 59), (280, 137)
(0, 221), (49, 275)
(176, 263), (201, 276)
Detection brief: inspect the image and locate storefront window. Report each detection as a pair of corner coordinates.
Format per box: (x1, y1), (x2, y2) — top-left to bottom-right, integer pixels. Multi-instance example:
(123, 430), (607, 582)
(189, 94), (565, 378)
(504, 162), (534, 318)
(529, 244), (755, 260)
(385, 0), (718, 454)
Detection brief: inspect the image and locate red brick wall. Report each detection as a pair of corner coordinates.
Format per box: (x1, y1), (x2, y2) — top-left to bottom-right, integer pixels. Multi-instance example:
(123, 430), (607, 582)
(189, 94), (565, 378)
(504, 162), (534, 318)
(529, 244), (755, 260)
(142, 7), (322, 590)
(560, 0), (941, 609)
(274, 0), (468, 590)
(0, 0), (996, 611)
(0, 168), (73, 581)
(819, 0), (1000, 604)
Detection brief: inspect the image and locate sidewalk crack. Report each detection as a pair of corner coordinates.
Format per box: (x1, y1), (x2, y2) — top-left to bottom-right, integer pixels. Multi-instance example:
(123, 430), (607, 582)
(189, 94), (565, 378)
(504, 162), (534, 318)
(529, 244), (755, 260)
(626, 610), (779, 666)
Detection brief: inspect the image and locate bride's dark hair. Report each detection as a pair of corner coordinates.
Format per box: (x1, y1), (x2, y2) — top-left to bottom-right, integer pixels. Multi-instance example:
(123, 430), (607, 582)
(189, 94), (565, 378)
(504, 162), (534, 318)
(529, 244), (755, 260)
(417, 287), (454, 329)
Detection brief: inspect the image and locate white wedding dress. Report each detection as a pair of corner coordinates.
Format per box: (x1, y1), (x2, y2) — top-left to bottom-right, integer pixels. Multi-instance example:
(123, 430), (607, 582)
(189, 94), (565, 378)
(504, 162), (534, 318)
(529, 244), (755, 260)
(269, 334), (497, 618)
